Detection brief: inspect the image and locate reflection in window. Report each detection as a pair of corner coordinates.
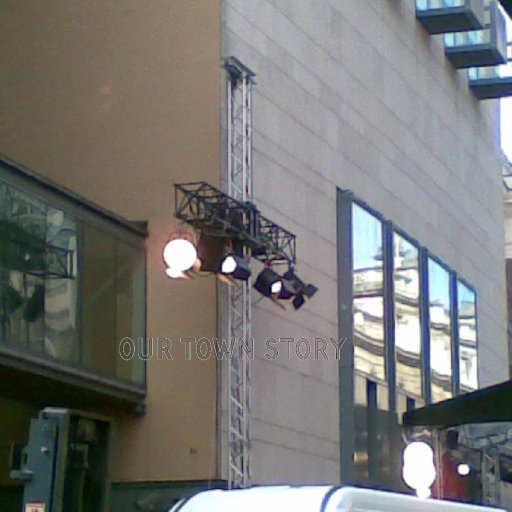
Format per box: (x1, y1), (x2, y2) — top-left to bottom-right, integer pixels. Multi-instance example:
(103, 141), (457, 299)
(429, 258), (453, 402)
(352, 204), (385, 381)
(0, 185), (77, 360)
(458, 281), (478, 392)
(82, 224), (145, 386)
(0, 177), (145, 387)
(394, 234), (422, 398)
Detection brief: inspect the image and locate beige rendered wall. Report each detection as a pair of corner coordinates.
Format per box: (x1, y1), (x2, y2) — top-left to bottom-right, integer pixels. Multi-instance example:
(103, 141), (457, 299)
(0, 1), (222, 482)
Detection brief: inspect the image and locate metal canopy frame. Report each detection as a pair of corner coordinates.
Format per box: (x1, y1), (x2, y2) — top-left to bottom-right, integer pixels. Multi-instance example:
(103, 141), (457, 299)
(403, 379), (512, 428)
(499, 0), (512, 18)
(174, 181), (296, 265)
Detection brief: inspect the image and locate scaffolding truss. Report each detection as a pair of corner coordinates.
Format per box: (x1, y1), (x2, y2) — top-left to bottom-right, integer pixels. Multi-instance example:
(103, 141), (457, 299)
(173, 58), (299, 490)
(225, 268), (252, 490)
(482, 448), (501, 505)
(226, 56), (253, 490)
(174, 182), (296, 265)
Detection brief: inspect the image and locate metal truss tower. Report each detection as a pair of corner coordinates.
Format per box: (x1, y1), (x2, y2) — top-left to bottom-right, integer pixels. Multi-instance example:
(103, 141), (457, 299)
(225, 56), (255, 489)
(482, 447), (500, 505)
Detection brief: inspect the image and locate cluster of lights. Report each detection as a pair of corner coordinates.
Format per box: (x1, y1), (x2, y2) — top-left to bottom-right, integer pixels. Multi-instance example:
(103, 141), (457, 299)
(162, 234), (317, 310)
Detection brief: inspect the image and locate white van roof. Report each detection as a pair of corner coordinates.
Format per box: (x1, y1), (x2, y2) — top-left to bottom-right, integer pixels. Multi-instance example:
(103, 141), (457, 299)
(168, 486), (507, 512)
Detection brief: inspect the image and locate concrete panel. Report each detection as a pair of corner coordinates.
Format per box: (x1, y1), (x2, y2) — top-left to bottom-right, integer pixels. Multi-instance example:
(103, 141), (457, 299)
(224, 0), (508, 484)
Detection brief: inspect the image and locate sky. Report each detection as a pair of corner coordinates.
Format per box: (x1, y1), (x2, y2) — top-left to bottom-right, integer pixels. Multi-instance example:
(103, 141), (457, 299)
(501, 15), (512, 162)
(503, 98), (512, 162)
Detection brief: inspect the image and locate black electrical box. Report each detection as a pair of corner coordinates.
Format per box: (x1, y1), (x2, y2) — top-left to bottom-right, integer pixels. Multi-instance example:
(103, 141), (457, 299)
(10, 408), (112, 512)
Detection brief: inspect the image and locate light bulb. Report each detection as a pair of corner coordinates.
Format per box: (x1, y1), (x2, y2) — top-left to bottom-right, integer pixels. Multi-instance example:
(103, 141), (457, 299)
(457, 463), (470, 476)
(271, 280), (282, 294)
(163, 238), (197, 272)
(402, 442), (436, 496)
(221, 255), (237, 274)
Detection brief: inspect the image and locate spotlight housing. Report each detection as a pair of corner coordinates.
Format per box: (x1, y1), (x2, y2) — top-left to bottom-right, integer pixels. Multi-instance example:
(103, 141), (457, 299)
(163, 235), (197, 274)
(254, 268), (282, 297)
(279, 268), (318, 310)
(220, 254), (251, 281)
(196, 233), (226, 273)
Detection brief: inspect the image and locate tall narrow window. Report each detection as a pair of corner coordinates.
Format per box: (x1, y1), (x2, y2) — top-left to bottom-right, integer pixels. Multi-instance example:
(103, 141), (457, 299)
(352, 204), (385, 382)
(339, 190), (480, 492)
(394, 233), (422, 399)
(428, 258), (453, 402)
(457, 280), (478, 392)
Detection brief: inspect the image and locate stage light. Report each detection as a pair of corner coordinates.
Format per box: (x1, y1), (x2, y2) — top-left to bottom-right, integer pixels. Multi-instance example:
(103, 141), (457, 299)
(279, 268), (318, 310)
(292, 283), (318, 310)
(254, 268), (282, 297)
(293, 293), (306, 310)
(220, 254), (251, 281)
(271, 280), (282, 294)
(221, 255), (237, 274)
(163, 235), (197, 275)
(457, 463), (471, 476)
(196, 233), (226, 273)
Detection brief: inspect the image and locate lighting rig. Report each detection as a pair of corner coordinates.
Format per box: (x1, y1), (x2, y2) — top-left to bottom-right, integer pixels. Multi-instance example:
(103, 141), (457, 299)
(163, 182), (317, 310)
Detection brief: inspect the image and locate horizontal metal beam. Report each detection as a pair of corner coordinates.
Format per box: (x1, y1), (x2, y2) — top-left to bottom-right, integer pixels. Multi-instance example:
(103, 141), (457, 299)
(175, 182), (296, 265)
(499, 0), (512, 19)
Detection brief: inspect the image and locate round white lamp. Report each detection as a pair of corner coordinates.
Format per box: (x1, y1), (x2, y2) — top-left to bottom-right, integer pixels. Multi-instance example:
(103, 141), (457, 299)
(163, 236), (197, 276)
(402, 441), (437, 499)
(457, 463), (471, 476)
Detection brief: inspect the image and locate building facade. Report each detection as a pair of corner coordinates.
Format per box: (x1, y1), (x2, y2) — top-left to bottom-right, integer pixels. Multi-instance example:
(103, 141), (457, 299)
(0, 0), (509, 510)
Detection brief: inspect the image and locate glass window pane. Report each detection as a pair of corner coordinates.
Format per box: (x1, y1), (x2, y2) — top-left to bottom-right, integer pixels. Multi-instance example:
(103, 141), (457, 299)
(81, 224), (145, 384)
(0, 174), (145, 389)
(115, 239), (145, 386)
(394, 233), (422, 398)
(81, 224), (117, 376)
(0, 183), (77, 360)
(352, 204), (385, 382)
(458, 281), (478, 392)
(44, 207), (78, 362)
(429, 258), (453, 402)
(1, 185), (47, 354)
